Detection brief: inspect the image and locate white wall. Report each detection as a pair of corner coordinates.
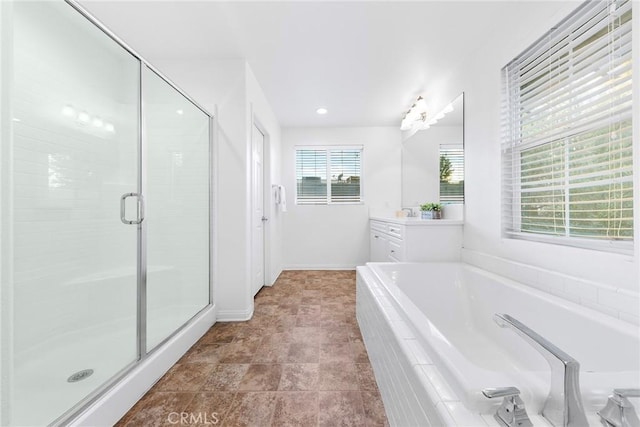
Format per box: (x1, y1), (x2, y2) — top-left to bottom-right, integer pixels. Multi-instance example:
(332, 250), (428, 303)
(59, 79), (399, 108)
(415, 2), (640, 323)
(153, 58), (282, 320)
(282, 127), (401, 269)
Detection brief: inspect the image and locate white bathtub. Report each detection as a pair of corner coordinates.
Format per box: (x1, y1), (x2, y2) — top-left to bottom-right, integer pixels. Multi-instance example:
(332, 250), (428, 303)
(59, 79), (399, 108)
(356, 262), (640, 426)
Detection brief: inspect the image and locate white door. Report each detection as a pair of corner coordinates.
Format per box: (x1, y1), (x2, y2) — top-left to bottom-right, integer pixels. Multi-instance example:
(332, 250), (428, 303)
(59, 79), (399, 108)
(251, 124), (266, 296)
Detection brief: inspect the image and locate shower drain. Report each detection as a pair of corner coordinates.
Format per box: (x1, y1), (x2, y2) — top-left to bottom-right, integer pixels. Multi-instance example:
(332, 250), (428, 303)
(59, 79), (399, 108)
(67, 369), (94, 383)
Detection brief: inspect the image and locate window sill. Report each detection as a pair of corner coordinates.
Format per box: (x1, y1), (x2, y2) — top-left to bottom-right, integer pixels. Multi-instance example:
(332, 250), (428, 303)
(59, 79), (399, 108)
(295, 202), (365, 206)
(503, 231), (634, 256)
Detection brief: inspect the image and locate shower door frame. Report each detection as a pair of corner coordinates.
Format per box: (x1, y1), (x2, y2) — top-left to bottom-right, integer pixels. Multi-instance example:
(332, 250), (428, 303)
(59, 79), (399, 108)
(22, 1), (215, 425)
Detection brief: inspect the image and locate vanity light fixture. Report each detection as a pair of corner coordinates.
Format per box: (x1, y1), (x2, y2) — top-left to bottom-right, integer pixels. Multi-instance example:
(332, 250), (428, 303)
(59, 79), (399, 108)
(316, 107), (328, 115)
(400, 96), (428, 131)
(401, 97), (455, 131)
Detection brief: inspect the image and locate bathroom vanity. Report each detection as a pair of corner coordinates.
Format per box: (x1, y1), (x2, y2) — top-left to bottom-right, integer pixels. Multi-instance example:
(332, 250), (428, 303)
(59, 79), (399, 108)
(369, 217), (463, 262)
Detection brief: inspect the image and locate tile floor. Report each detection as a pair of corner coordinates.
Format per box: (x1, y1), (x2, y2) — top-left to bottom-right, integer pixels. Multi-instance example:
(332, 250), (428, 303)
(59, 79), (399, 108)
(116, 270), (389, 427)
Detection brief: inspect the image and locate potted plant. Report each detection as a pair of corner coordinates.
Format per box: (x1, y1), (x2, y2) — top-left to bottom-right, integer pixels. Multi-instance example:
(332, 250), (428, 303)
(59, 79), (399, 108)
(419, 203), (443, 219)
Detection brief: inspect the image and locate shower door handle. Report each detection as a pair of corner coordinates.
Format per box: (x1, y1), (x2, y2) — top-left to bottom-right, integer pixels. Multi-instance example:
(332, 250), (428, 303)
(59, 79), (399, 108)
(120, 193), (145, 225)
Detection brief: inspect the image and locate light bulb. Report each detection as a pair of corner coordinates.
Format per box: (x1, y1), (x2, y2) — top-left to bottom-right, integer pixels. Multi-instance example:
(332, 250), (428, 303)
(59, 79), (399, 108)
(62, 105), (76, 117)
(77, 111), (90, 124)
(176, 109), (184, 115)
(104, 123), (115, 132)
(406, 109), (420, 122)
(316, 108), (328, 115)
(92, 117), (104, 128)
(414, 97), (427, 113)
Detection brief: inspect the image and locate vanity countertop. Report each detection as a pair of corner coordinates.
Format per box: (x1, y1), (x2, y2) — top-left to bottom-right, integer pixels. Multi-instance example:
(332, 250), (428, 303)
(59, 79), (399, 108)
(370, 216), (464, 226)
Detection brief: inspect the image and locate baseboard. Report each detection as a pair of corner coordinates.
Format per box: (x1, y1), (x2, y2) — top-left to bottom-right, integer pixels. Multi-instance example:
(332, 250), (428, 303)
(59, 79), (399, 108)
(268, 268), (284, 286)
(70, 305), (216, 426)
(216, 306), (254, 322)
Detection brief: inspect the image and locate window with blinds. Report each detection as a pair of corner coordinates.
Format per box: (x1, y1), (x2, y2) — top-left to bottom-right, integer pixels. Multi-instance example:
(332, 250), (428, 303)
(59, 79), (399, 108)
(440, 145), (464, 203)
(296, 147), (362, 205)
(502, 0), (633, 252)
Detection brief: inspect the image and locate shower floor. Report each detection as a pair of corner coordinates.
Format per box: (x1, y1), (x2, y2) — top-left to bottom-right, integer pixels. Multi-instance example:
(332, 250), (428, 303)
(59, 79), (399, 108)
(12, 322), (136, 426)
(116, 270), (389, 426)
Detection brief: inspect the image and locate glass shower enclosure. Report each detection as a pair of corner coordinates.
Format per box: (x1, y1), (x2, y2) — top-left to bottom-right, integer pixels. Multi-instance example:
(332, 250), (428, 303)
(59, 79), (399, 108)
(0, 1), (212, 425)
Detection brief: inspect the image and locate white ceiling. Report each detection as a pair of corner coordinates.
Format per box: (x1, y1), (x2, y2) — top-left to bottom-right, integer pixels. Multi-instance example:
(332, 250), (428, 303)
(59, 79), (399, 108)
(79, 1), (577, 128)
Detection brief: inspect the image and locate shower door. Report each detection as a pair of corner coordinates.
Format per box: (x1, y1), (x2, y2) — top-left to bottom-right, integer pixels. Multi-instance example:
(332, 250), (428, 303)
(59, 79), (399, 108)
(143, 66), (211, 352)
(1, 1), (213, 425)
(2, 1), (140, 425)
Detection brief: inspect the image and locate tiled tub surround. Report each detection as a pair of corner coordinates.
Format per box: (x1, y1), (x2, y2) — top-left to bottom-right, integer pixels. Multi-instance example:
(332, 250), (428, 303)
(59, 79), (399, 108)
(462, 248), (640, 325)
(356, 262), (640, 426)
(117, 270), (388, 426)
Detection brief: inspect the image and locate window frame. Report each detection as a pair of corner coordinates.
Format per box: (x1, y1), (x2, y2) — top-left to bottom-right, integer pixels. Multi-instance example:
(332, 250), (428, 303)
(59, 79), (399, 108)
(501, 0), (634, 254)
(294, 145), (364, 206)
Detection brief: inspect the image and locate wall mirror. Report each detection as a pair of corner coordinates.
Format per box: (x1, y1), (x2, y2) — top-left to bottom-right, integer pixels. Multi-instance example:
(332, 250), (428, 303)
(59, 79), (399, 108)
(401, 93), (464, 217)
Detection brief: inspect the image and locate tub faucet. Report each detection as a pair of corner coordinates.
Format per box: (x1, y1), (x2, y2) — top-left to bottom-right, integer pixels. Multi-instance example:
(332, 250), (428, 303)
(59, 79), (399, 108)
(598, 389), (640, 427)
(482, 386), (533, 427)
(493, 313), (588, 427)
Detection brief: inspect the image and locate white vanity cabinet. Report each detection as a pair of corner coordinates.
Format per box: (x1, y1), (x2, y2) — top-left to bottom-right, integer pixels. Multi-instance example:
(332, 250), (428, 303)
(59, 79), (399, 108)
(370, 220), (404, 262)
(369, 217), (463, 262)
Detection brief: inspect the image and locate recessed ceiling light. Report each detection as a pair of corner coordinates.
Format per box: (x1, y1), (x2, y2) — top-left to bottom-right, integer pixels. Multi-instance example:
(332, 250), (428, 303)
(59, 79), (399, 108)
(176, 109), (184, 115)
(316, 108), (328, 115)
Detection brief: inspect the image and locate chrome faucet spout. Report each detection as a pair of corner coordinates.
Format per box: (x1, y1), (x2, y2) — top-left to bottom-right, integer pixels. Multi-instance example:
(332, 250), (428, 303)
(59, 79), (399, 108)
(493, 313), (588, 427)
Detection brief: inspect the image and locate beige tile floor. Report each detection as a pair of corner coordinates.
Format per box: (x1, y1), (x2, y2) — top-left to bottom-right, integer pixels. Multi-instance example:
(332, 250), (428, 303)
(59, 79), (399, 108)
(116, 270), (389, 427)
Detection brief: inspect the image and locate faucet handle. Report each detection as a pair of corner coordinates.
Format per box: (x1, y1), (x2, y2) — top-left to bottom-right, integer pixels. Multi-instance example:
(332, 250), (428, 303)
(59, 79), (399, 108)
(615, 389), (640, 399)
(483, 387), (521, 399)
(482, 387), (533, 427)
(598, 389), (640, 427)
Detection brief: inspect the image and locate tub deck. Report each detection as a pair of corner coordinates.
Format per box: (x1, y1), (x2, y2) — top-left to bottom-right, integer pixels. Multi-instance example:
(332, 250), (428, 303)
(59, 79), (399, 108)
(356, 262), (640, 426)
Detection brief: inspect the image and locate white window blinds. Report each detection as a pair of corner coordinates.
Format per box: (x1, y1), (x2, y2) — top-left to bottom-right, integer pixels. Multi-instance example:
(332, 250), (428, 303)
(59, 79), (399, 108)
(501, 0), (633, 252)
(296, 147), (362, 205)
(440, 145), (464, 203)
(296, 149), (327, 204)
